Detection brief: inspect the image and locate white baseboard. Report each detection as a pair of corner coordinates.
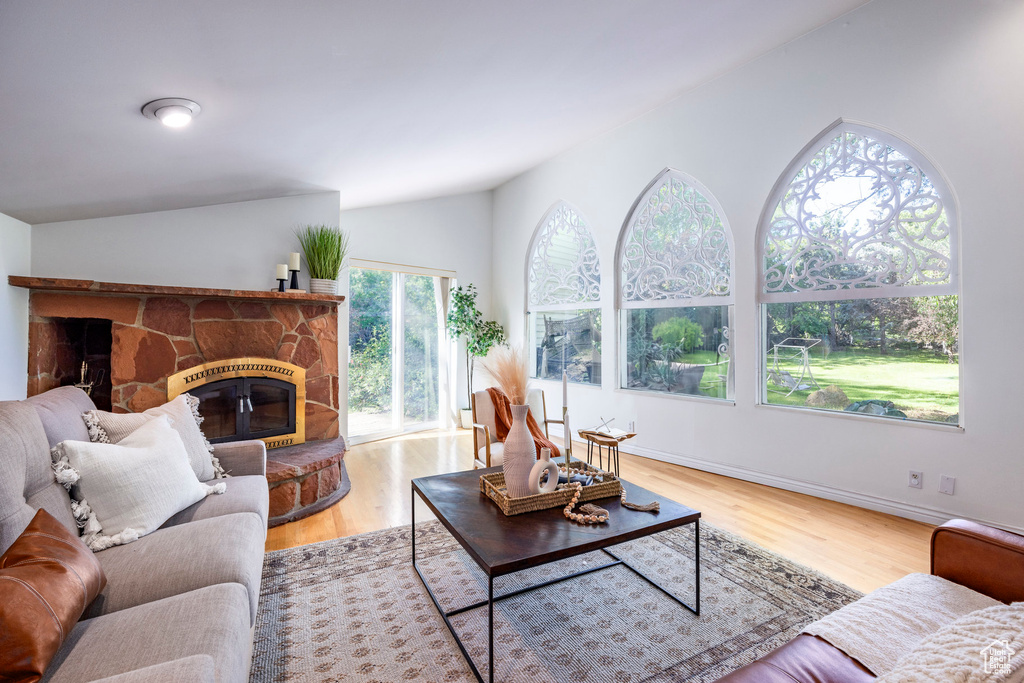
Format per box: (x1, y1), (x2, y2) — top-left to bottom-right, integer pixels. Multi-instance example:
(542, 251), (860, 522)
(618, 442), (1024, 536)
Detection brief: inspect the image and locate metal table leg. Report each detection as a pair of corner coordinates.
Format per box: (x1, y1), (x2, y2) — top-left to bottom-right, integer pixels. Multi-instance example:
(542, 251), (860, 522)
(488, 574), (494, 683)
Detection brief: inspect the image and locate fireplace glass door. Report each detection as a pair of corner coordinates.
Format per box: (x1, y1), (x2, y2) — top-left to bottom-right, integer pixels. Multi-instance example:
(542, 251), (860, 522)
(191, 377), (296, 443)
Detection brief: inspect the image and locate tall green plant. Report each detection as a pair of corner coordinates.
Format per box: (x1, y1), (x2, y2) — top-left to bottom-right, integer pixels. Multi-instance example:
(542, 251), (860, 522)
(445, 284), (506, 407)
(296, 224), (350, 280)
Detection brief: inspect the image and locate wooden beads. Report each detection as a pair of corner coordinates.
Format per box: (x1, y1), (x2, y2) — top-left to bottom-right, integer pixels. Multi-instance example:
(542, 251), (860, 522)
(561, 481), (609, 524)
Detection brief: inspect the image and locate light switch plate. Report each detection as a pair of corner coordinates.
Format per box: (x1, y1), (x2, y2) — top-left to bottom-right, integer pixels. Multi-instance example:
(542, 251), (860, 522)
(939, 475), (956, 495)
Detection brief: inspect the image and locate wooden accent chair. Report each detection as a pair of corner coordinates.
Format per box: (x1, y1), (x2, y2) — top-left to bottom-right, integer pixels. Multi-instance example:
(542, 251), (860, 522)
(471, 388), (560, 469)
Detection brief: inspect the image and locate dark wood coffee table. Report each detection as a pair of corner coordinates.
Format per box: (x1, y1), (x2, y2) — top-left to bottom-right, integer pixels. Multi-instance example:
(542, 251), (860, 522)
(411, 466), (701, 683)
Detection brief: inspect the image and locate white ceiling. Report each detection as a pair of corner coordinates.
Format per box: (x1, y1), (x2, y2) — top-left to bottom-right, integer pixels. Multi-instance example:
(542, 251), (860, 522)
(0, 0), (869, 225)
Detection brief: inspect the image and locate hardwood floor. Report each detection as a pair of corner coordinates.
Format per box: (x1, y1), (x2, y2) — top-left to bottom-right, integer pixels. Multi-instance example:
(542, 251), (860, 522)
(265, 429), (933, 594)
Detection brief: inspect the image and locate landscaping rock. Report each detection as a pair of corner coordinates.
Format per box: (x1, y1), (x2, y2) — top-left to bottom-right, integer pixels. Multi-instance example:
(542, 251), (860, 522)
(805, 385), (850, 409)
(845, 399), (908, 419)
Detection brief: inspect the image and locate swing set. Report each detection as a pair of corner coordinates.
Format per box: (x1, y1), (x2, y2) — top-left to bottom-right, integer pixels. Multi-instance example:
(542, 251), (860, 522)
(767, 337), (821, 396)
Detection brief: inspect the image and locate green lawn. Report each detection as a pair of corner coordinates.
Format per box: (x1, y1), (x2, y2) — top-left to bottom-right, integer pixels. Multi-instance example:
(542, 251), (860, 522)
(765, 348), (959, 421)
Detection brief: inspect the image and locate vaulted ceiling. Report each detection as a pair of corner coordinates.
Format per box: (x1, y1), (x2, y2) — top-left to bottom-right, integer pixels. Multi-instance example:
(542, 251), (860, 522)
(0, 0), (869, 224)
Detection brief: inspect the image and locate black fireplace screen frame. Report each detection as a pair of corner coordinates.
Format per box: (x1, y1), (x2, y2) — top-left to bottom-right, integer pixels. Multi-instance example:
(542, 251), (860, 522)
(190, 377), (297, 444)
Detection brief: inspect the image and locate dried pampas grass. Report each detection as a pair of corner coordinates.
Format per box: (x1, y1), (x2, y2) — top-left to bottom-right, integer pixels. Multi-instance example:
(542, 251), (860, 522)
(480, 345), (530, 405)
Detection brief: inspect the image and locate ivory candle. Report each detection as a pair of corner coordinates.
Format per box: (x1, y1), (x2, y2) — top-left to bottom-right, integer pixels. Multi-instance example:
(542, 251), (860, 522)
(276, 264), (288, 280)
(562, 370), (568, 409)
(288, 252), (301, 271)
(564, 413), (570, 454)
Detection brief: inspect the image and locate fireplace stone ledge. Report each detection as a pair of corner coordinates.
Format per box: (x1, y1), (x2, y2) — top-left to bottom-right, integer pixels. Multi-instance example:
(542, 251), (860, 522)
(266, 437), (349, 526)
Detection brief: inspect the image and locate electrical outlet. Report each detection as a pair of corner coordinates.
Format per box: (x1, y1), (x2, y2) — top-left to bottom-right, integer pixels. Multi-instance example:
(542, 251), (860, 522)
(939, 475), (956, 495)
(908, 470), (923, 489)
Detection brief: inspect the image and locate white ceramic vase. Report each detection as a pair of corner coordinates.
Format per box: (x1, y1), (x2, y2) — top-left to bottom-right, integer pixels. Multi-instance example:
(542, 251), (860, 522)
(502, 404), (535, 498)
(528, 447), (560, 495)
(309, 278), (338, 295)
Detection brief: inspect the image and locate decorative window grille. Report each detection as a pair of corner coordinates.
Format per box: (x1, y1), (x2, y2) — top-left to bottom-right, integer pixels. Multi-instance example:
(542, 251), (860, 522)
(758, 121), (960, 425)
(617, 169), (735, 400)
(760, 122), (957, 303)
(527, 202), (601, 310)
(526, 201), (602, 385)
(619, 169), (733, 309)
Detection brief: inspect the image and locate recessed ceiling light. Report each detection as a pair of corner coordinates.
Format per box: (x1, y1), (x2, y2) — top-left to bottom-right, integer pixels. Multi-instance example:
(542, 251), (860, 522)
(141, 98), (202, 128)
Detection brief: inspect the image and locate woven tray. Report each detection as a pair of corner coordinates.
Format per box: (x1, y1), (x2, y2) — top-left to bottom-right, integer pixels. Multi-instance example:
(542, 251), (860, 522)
(480, 461), (622, 516)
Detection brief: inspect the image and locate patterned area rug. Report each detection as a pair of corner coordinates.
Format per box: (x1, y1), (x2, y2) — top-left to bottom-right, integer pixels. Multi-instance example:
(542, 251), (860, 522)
(252, 521), (861, 683)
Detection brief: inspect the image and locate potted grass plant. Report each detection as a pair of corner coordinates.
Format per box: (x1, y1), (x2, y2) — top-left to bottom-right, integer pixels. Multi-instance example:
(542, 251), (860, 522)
(296, 224), (350, 295)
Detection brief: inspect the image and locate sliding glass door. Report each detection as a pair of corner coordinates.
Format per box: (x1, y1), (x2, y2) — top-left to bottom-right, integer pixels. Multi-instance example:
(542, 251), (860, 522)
(348, 267), (443, 443)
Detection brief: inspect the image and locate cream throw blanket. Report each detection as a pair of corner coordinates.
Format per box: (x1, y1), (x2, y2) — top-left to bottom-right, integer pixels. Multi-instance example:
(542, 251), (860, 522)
(802, 573), (1000, 675)
(876, 602), (1024, 683)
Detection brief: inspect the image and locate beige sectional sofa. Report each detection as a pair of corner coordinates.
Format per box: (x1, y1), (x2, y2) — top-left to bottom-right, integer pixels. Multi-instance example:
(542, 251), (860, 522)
(1, 386), (269, 683)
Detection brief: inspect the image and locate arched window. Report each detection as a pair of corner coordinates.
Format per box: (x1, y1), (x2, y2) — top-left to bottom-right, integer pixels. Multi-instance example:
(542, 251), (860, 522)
(618, 168), (734, 400)
(526, 201), (602, 385)
(758, 121), (960, 424)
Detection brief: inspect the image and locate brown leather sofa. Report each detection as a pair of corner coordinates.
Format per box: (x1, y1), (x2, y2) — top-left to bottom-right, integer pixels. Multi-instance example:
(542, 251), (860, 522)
(715, 519), (1024, 682)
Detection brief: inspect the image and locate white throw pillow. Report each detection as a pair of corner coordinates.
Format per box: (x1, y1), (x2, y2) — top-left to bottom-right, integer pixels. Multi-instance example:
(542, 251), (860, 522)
(82, 394), (226, 481)
(52, 416), (226, 551)
(876, 602), (1024, 683)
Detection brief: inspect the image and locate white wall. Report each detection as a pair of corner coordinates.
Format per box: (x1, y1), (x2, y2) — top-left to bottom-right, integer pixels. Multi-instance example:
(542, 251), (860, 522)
(339, 191), (494, 422)
(0, 212), (31, 399)
(491, 0), (1024, 530)
(31, 193), (341, 290)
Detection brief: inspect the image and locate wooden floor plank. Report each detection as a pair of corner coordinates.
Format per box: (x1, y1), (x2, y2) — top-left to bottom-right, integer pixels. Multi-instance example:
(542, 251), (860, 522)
(265, 429), (933, 593)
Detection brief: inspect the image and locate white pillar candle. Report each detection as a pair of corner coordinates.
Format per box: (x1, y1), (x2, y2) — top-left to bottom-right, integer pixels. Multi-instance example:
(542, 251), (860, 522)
(276, 264), (288, 280)
(288, 252), (301, 271)
(562, 370), (568, 409)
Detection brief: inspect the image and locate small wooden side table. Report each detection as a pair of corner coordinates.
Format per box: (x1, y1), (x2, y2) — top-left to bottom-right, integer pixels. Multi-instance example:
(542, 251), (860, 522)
(577, 430), (636, 476)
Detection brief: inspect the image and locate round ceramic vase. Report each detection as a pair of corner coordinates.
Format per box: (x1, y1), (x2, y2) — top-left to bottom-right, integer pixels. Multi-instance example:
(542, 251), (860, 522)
(528, 447), (560, 495)
(502, 404), (535, 498)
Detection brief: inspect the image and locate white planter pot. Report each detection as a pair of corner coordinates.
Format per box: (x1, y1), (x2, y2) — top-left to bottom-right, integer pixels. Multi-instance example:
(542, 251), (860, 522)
(309, 278), (338, 295)
(460, 409), (474, 429)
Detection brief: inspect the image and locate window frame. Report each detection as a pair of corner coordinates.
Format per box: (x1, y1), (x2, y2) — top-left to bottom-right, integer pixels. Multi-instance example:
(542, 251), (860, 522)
(524, 200), (603, 385)
(755, 119), (963, 427)
(615, 168), (736, 401)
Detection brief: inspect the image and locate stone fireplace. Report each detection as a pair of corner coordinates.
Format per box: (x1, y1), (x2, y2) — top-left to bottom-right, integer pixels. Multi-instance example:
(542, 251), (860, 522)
(11, 276), (349, 526)
(16, 278), (340, 441)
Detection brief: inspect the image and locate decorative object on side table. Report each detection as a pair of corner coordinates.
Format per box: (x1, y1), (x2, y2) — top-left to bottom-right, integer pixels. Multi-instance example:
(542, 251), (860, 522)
(528, 446), (559, 495)
(275, 263), (288, 292)
(480, 345), (533, 498)
(578, 419), (636, 477)
(296, 223), (349, 295)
